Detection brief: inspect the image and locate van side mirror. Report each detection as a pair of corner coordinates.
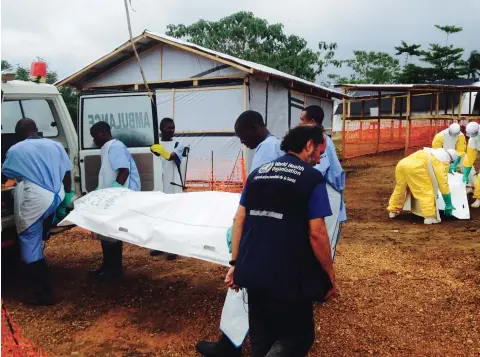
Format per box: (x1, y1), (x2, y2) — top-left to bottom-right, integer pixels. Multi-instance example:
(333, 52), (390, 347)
(51, 122), (57, 127)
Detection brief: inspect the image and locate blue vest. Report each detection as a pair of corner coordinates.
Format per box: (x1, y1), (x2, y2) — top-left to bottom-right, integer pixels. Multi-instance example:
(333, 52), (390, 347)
(234, 154), (332, 301)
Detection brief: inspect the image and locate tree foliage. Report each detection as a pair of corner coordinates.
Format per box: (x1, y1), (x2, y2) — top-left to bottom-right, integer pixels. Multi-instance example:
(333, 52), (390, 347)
(395, 41), (422, 65)
(166, 11), (338, 82)
(328, 51), (400, 84)
(395, 25), (469, 83)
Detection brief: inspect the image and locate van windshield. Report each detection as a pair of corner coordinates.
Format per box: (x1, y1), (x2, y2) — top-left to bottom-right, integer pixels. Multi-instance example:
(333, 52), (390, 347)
(1, 99), (59, 137)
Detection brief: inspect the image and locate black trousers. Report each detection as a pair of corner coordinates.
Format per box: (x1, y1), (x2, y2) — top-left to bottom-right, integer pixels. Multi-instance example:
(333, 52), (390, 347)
(248, 289), (315, 357)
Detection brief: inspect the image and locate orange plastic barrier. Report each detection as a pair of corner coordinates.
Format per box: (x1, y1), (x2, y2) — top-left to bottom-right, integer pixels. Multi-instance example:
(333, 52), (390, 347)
(342, 119), (475, 159)
(1, 301), (48, 357)
(185, 157), (246, 193)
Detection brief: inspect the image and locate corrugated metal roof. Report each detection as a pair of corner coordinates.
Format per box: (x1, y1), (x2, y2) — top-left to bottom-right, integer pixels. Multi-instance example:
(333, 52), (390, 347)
(335, 82), (480, 92)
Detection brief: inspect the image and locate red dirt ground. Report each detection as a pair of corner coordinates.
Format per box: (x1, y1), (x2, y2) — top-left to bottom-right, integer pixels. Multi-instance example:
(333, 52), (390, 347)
(2, 151), (479, 357)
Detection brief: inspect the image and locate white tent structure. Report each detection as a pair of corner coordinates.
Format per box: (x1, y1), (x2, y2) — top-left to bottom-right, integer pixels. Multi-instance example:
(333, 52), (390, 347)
(57, 31), (344, 191)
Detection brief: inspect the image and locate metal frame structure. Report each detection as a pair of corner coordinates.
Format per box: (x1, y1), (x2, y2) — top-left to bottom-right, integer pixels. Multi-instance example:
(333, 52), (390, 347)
(335, 84), (480, 156)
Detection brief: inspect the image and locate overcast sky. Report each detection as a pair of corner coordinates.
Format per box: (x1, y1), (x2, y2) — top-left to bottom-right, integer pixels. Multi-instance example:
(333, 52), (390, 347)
(2, 0), (479, 83)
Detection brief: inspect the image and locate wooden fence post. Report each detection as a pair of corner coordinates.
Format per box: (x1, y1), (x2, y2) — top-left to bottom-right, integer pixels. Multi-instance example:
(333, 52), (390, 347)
(404, 91), (412, 156)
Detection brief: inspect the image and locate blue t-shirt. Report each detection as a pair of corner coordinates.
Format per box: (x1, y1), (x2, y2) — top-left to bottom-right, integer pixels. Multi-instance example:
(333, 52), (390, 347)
(2, 138), (72, 193)
(250, 135), (285, 173)
(108, 140), (141, 192)
(240, 175), (332, 219)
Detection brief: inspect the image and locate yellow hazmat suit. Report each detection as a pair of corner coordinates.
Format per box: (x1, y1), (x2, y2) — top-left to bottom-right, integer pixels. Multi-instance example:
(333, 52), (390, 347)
(464, 136), (480, 199)
(432, 128), (466, 158)
(388, 150), (450, 218)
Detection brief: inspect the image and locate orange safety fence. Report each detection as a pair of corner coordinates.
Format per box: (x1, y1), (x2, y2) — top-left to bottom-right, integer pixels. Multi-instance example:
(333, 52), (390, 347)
(342, 118), (477, 159)
(185, 156), (246, 193)
(1, 301), (48, 357)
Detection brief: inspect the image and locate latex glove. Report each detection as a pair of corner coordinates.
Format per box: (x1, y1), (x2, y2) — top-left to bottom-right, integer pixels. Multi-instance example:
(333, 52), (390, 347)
(55, 190), (75, 223)
(63, 190), (75, 207)
(462, 167), (472, 184)
(442, 193), (455, 216)
(226, 226), (233, 253)
(150, 144), (171, 160)
(113, 181), (123, 188)
(449, 156), (461, 173)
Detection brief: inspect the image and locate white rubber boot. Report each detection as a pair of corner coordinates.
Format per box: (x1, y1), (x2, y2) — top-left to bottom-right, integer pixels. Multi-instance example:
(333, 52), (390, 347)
(388, 212), (399, 219)
(424, 217), (439, 225)
(471, 199), (480, 208)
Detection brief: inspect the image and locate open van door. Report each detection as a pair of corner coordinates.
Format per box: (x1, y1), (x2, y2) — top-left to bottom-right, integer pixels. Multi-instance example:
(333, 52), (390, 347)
(78, 92), (160, 194)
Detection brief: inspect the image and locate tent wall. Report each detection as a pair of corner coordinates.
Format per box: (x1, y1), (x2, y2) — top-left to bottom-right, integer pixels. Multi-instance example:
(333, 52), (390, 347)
(161, 45), (244, 80)
(85, 46), (162, 87)
(156, 86), (245, 182)
(84, 44), (245, 88)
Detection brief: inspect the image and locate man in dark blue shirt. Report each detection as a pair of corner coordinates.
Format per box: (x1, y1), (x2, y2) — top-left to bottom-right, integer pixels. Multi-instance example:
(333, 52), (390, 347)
(226, 125), (335, 357)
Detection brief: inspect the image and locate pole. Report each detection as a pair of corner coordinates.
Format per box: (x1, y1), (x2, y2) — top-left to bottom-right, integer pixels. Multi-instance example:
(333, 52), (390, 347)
(124, 0), (154, 103)
(360, 100), (364, 140)
(376, 91), (381, 153)
(458, 91), (463, 121)
(341, 96), (347, 159)
(211, 150), (214, 191)
(404, 91), (412, 156)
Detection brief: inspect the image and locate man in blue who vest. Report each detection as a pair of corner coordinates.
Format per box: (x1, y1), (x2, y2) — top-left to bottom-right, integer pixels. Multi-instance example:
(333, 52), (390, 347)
(2, 118), (74, 305)
(196, 110), (284, 357)
(227, 125), (335, 356)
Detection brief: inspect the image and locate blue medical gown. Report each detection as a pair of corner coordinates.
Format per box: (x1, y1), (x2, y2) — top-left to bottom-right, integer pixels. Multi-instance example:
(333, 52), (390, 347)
(250, 135), (285, 173)
(2, 138), (72, 263)
(314, 136), (346, 223)
(2, 138), (72, 193)
(108, 140), (141, 192)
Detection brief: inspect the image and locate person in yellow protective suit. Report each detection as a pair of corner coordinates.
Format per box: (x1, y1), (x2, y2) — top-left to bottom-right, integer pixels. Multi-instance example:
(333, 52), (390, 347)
(431, 123), (466, 173)
(462, 122), (480, 208)
(388, 148), (458, 224)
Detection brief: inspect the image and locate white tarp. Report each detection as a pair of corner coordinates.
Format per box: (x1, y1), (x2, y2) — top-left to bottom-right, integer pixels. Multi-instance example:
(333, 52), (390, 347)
(60, 185), (342, 346)
(403, 172), (470, 220)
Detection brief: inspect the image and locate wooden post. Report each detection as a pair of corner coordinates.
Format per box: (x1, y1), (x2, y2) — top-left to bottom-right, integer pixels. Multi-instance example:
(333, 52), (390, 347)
(458, 91), (463, 121)
(391, 97), (396, 139)
(211, 151), (214, 191)
(360, 100), (365, 140)
(404, 91), (412, 156)
(341, 97), (347, 159)
(469, 91), (472, 115)
(435, 92), (439, 134)
(376, 92), (381, 153)
(171, 88), (175, 118)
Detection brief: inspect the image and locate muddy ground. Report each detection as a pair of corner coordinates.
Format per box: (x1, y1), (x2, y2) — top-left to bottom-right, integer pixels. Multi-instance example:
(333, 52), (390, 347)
(2, 151), (479, 357)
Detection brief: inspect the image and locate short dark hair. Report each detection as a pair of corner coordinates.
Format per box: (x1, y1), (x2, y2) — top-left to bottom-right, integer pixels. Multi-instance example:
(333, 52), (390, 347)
(90, 121), (111, 134)
(303, 105), (325, 125)
(235, 110), (265, 130)
(160, 117), (174, 131)
(281, 125), (325, 153)
(15, 118), (37, 136)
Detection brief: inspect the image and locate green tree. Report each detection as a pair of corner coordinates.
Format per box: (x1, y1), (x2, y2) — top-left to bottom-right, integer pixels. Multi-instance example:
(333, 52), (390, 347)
(328, 51), (400, 84)
(434, 25), (463, 45)
(1, 60), (12, 70)
(166, 11), (338, 81)
(394, 41), (422, 66)
(464, 50), (480, 78)
(395, 25), (468, 83)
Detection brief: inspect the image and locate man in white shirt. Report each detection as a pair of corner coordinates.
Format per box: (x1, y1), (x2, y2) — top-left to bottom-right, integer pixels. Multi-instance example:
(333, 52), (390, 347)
(150, 118), (187, 259)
